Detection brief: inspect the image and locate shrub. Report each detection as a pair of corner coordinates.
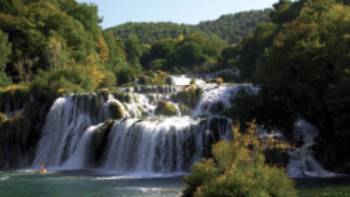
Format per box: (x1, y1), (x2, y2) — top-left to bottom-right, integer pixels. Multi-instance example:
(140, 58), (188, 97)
(30, 64), (116, 97)
(115, 65), (142, 85)
(183, 122), (297, 197)
(141, 71), (169, 85)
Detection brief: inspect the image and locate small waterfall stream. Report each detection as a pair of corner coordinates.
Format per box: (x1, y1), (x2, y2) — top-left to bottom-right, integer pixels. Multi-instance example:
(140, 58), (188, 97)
(287, 119), (335, 178)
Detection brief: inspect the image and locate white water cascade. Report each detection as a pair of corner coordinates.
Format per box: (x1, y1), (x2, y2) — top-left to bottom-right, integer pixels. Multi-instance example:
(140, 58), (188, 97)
(32, 95), (107, 168)
(32, 79), (250, 174)
(193, 83), (259, 116)
(287, 119), (335, 178)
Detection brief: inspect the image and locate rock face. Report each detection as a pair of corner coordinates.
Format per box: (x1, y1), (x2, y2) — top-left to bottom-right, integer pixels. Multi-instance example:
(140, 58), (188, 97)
(89, 120), (114, 166)
(0, 90), (52, 169)
(108, 101), (125, 119)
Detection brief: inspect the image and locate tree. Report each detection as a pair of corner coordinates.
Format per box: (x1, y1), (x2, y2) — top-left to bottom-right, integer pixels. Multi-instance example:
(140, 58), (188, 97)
(0, 30), (12, 85)
(124, 34), (142, 66)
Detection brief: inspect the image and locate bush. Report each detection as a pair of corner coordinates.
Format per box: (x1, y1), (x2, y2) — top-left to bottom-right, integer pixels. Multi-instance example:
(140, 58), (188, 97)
(183, 122), (297, 197)
(0, 72), (12, 86)
(30, 64), (116, 97)
(140, 71), (169, 85)
(115, 65), (142, 85)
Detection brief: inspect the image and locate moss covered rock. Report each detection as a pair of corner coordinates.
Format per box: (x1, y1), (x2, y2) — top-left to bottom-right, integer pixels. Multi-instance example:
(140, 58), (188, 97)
(108, 101), (125, 119)
(209, 77), (224, 85)
(172, 84), (203, 108)
(0, 113), (7, 124)
(155, 101), (178, 116)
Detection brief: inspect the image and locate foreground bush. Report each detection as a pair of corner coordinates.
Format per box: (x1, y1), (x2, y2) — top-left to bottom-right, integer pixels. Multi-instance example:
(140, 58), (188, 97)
(183, 122), (297, 197)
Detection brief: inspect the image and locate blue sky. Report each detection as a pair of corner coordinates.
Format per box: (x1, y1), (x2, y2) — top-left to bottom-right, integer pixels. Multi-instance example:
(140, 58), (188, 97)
(77, 0), (278, 29)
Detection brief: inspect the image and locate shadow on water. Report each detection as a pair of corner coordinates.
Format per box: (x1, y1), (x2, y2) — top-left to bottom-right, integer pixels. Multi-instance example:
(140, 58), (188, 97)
(294, 176), (350, 190)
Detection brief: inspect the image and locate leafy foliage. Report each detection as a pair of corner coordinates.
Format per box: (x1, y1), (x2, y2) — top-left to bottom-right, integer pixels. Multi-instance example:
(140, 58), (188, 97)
(198, 10), (271, 44)
(183, 122), (297, 197)
(229, 0), (350, 171)
(0, 30), (12, 85)
(106, 22), (200, 44)
(107, 10), (271, 45)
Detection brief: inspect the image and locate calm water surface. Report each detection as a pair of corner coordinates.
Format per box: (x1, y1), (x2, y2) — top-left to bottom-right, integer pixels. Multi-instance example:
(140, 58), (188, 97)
(0, 170), (184, 197)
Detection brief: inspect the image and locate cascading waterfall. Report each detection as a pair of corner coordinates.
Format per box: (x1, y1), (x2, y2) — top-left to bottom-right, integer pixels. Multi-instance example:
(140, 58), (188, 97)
(287, 119), (335, 178)
(32, 79), (240, 174)
(61, 125), (99, 169)
(29, 76), (336, 178)
(193, 83), (259, 116)
(32, 95), (108, 167)
(103, 117), (231, 174)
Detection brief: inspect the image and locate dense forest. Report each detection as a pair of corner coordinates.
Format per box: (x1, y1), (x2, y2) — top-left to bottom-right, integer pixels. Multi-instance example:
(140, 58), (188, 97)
(0, 0), (350, 195)
(107, 10), (271, 45)
(198, 9), (271, 44)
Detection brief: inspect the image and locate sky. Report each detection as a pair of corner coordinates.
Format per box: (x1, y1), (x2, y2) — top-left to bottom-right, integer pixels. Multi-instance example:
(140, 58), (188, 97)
(77, 0), (279, 29)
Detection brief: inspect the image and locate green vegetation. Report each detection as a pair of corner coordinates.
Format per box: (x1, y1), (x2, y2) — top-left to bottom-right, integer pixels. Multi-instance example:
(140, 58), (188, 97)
(0, 0), (349, 195)
(107, 10), (271, 45)
(183, 122), (297, 197)
(0, 0), (271, 92)
(226, 0), (350, 172)
(198, 9), (271, 44)
(299, 185), (350, 197)
(106, 22), (199, 44)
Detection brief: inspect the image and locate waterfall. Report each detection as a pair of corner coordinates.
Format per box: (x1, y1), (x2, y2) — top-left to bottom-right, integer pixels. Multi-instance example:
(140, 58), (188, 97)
(61, 125), (99, 169)
(103, 117), (231, 174)
(193, 83), (259, 116)
(287, 119), (335, 178)
(32, 81), (236, 173)
(32, 94), (108, 167)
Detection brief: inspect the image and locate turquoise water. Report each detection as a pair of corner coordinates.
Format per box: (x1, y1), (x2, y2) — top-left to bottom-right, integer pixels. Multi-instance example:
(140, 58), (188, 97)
(0, 170), (184, 197)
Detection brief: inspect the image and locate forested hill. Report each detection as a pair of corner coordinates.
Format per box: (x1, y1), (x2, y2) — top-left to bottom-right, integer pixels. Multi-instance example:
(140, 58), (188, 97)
(106, 10), (271, 45)
(198, 9), (271, 44)
(105, 22), (199, 44)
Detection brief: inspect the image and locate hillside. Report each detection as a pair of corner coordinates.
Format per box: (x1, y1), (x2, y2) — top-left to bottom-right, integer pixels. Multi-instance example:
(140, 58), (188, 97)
(105, 22), (200, 44)
(107, 10), (271, 44)
(198, 9), (271, 44)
